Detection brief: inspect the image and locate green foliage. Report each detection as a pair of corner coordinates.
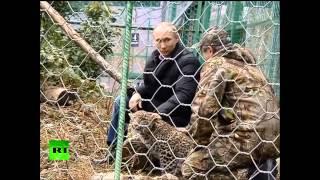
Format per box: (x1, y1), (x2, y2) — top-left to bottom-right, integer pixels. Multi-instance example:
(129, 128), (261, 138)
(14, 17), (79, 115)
(41, 1), (120, 99)
(108, 1), (160, 7)
(69, 1), (90, 12)
(85, 1), (112, 21)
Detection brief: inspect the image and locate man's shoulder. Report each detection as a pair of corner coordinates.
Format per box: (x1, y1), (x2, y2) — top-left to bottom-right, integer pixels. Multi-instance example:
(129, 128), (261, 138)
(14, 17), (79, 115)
(144, 50), (159, 67)
(207, 56), (246, 70)
(179, 48), (195, 59)
(207, 56), (225, 64)
(177, 49), (200, 66)
(148, 50), (159, 61)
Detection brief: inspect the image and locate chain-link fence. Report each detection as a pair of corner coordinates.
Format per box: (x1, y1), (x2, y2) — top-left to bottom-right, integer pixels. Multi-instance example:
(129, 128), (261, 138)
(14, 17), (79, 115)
(40, 1), (279, 179)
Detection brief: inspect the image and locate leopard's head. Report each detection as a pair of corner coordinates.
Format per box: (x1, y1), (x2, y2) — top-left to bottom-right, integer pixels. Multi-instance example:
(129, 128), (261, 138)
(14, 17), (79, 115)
(129, 110), (162, 135)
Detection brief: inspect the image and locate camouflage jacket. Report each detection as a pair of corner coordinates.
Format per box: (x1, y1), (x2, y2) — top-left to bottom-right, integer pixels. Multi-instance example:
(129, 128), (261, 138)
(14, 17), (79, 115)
(186, 45), (280, 159)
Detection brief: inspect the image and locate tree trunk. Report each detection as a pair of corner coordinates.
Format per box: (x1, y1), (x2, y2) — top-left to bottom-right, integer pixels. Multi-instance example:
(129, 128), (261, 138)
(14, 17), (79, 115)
(40, 1), (122, 84)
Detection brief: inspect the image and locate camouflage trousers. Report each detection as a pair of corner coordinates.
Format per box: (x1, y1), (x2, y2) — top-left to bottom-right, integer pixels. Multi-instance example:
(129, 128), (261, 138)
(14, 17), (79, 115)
(181, 147), (250, 180)
(181, 133), (278, 180)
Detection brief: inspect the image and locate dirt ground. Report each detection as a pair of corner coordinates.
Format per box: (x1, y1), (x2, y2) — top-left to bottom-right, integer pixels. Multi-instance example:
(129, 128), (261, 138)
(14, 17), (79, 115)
(40, 97), (114, 179)
(40, 98), (280, 180)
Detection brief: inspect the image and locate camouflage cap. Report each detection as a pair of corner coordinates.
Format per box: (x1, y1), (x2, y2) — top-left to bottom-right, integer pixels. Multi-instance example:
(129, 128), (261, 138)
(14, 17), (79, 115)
(199, 26), (232, 50)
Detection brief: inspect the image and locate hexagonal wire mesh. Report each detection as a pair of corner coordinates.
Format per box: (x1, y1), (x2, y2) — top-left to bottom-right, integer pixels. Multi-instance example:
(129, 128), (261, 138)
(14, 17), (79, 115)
(40, 1), (279, 179)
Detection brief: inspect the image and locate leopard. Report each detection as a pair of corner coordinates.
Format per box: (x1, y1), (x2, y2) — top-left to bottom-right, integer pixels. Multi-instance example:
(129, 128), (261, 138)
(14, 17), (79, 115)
(128, 110), (196, 177)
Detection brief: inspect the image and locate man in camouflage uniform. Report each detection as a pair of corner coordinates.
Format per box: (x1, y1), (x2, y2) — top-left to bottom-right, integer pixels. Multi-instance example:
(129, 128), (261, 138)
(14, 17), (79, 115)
(181, 27), (280, 179)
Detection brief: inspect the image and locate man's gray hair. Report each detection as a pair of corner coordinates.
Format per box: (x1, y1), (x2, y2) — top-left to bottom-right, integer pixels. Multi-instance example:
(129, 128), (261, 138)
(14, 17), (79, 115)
(153, 22), (179, 37)
(199, 26), (232, 51)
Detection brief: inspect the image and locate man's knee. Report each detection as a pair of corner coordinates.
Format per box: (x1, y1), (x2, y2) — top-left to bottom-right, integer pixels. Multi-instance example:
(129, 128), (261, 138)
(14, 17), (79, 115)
(181, 162), (193, 179)
(181, 149), (213, 179)
(113, 95), (131, 123)
(114, 95), (121, 108)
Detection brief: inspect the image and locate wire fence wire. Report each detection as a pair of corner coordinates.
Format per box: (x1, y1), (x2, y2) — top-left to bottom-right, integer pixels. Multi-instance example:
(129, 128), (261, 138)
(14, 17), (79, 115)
(40, 1), (279, 179)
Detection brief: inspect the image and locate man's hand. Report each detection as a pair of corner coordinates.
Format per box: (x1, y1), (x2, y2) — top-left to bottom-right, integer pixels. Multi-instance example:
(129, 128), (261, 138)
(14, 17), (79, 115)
(176, 127), (188, 133)
(129, 92), (142, 112)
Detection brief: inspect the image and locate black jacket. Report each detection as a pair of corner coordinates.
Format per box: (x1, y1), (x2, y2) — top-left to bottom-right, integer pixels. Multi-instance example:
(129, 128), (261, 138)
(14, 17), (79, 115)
(136, 43), (201, 127)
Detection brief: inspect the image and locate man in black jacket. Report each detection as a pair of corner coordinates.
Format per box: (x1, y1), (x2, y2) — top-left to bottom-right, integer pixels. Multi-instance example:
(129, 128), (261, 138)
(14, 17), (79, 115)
(129, 22), (201, 127)
(104, 22), (201, 168)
